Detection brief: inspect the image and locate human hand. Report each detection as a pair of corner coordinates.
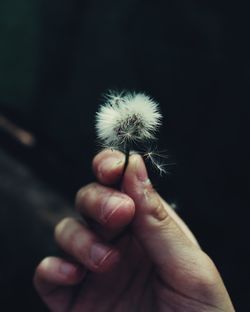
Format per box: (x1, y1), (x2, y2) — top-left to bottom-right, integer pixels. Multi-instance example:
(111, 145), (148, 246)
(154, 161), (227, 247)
(34, 150), (235, 311)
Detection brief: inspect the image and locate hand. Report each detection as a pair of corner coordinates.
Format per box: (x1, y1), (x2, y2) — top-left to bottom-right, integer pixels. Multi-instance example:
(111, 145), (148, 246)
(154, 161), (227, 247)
(34, 150), (235, 312)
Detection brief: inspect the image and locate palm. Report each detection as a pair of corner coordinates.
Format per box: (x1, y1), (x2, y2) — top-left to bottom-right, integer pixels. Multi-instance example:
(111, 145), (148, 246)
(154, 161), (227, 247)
(54, 232), (200, 312)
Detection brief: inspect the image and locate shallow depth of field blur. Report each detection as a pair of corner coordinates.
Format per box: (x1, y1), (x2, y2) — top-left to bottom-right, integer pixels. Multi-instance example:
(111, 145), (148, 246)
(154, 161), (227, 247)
(0, 1), (249, 311)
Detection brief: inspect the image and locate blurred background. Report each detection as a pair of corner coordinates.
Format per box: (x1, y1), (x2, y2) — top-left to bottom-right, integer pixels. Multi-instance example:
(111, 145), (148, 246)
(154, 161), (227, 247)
(0, 0), (249, 311)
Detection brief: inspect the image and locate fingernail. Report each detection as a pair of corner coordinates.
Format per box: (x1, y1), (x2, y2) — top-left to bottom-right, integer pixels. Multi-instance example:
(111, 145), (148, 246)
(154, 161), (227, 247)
(98, 157), (124, 175)
(90, 244), (112, 266)
(101, 195), (128, 222)
(59, 262), (77, 276)
(133, 155), (150, 183)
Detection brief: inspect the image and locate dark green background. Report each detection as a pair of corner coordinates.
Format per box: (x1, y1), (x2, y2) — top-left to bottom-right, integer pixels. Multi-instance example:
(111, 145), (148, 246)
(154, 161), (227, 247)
(0, 1), (249, 311)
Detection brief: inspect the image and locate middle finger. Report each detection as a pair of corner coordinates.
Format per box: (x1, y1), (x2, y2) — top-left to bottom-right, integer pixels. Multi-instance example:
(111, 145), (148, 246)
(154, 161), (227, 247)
(76, 182), (135, 231)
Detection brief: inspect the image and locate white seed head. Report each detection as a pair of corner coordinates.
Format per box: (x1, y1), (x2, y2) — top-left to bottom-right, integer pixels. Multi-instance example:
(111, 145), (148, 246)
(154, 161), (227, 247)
(96, 91), (162, 150)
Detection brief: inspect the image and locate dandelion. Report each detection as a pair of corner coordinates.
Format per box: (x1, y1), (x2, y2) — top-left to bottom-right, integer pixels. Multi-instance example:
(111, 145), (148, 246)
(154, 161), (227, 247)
(96, 91), (166, 175)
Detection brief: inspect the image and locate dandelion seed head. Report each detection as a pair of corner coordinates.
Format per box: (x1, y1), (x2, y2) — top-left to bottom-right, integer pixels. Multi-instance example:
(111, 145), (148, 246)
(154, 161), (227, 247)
(95, 90), (169, 176)
(96, 91), (162, 150)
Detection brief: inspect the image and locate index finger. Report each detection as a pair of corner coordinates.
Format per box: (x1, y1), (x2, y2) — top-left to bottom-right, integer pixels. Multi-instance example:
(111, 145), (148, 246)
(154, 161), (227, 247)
(93, 150), (199, 246)
(92, 149), (125, 185)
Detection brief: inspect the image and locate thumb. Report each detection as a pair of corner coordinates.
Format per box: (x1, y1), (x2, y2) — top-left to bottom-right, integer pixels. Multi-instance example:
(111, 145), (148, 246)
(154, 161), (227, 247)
(122, 154), (201, 277)
(122, 154), (235, 311)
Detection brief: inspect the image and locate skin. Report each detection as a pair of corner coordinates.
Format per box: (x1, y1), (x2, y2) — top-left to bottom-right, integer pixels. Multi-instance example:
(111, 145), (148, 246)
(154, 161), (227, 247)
(34, 150), (235, 312)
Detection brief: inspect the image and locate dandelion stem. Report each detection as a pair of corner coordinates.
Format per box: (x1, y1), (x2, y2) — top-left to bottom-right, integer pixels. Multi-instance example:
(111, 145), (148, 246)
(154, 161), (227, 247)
(116, 145), (130, 190)
(121, 145), (130, 181)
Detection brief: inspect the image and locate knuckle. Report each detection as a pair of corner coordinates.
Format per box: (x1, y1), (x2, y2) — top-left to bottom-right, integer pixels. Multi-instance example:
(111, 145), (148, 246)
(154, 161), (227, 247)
(92, 151), (104, 168)
(70, 228), (90, 263)
(92, 151), (106, 173)
(69, 228), (84, 249)
(54, 217), (74, 241)
(147, 191), (169, 222)
(34, 257), (51, 284)
(75, 183), (98, 208)
(54, 218), (88, 262)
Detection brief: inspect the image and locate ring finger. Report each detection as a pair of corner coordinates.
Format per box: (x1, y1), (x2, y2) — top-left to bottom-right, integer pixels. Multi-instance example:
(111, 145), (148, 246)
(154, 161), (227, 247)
(54, 217), (120, 273)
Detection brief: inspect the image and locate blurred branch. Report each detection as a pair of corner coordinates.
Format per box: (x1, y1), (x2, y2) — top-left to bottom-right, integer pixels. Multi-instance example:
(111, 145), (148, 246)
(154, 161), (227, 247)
(0, 114), (36, 147)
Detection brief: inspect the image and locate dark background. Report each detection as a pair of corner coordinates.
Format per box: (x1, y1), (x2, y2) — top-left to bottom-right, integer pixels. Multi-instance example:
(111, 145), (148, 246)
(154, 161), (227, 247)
(0, 0), (249, 311)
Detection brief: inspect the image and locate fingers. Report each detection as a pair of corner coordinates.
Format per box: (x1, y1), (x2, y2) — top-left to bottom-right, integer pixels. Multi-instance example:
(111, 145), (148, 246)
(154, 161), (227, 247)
(34, 257), (85, 311)
(122, 154), (201, 276)
(34, 257), (85, 292)
(92, 149), (125, 185)
(92, 150), (198, 244)
(54, 218), (120, 273)
(92, 150), (201, 274)
(76, 183), (135, 231)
